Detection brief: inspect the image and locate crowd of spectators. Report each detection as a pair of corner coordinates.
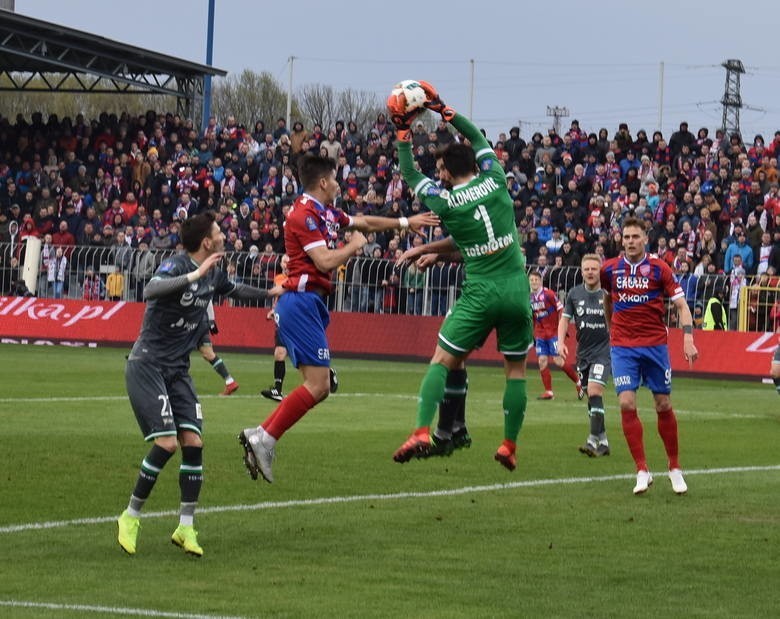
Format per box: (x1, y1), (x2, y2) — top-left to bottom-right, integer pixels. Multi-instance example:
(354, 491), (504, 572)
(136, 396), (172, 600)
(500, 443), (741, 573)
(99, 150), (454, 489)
(0, 109), (778, 327)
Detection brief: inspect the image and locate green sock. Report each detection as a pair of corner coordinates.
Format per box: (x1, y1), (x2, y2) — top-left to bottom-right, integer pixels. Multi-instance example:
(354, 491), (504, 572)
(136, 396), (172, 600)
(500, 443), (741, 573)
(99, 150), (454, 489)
(416, 363), (449, 428)
(503, 378), (527, 441)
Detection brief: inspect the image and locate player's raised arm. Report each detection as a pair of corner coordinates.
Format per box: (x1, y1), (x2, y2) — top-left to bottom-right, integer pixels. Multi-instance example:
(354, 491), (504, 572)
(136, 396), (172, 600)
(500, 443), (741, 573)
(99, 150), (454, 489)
(396, 235), (458, 266)
(351, 212), (439, 234)
(144, 252), (224, 299)
(388, 86), (429, 195)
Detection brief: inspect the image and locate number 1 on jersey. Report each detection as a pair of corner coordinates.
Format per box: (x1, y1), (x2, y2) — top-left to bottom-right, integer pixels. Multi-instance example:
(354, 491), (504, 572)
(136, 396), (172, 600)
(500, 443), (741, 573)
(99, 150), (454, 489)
(474, 204), (497, 244)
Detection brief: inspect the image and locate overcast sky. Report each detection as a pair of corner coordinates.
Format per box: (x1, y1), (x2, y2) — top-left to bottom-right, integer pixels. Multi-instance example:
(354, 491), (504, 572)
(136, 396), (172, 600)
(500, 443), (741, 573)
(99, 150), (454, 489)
(13, 0), (780, 143)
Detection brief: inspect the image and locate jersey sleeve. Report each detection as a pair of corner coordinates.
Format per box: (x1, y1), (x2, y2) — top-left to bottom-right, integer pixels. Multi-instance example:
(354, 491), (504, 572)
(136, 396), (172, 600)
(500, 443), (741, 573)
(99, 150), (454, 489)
(290, 207), (327, 252)
(563, 288), (576, 319)
(547, 289), (563, 312)
(153, 256), (186, 280)
(658, 260), (684, 300)
(213, 269), (237, 296)
(398, 141), (449, 214)
(600, 261), (613, 292)
(334, 208), (352, 229)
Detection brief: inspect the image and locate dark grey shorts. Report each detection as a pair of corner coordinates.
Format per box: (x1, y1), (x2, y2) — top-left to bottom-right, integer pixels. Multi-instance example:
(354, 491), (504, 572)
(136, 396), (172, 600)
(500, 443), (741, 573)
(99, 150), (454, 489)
(125, 359), (202, 441)
(577, 356), (612, 387)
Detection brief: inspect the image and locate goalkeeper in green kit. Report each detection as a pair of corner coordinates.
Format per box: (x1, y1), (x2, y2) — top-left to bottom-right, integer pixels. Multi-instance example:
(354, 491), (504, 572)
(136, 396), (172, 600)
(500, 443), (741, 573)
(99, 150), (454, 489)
(389, 81), (533, 471)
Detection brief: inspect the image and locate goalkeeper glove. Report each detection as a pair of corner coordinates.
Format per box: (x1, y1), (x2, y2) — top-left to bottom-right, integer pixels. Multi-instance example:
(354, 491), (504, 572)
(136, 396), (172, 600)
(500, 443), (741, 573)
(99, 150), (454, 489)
(386, 92), (419, 143)
(209, 320), (219, 335)
(419, 80), (456, 122)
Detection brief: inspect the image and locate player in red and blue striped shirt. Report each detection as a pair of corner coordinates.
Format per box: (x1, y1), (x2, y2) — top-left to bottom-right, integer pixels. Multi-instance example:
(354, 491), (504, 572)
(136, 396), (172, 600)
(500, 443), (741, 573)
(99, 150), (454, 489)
(601, 217), (699, 496)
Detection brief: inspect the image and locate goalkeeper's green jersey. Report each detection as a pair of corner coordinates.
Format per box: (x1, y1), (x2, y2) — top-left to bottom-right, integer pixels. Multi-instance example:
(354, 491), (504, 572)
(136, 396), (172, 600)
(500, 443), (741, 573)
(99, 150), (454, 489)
(398, 113), (525, 280)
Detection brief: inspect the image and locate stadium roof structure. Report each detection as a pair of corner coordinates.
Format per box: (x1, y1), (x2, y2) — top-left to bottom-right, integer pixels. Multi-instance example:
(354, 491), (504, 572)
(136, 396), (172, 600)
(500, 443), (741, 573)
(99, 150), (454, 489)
(0, 9), (226, 125)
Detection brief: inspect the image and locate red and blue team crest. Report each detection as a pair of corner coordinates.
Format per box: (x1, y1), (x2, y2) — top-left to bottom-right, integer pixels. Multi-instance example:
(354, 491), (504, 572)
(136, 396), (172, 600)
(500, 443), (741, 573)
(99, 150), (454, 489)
(305, 216), (318, 231)
(640, 264), (651, 277)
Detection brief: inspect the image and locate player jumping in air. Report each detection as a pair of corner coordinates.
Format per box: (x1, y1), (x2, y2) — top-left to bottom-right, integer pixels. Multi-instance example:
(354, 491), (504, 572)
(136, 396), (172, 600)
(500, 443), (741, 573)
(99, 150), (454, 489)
(601, 217), (698, 495)
(239, 153), (437, 484)
(396, 240), (472, 456)
(390, 81), (533, 472)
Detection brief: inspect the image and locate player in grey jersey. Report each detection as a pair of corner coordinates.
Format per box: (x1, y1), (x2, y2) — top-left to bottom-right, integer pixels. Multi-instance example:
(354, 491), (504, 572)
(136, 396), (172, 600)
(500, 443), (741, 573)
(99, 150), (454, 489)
(117, 211), (279, 557)
(558, 254), (611, 457)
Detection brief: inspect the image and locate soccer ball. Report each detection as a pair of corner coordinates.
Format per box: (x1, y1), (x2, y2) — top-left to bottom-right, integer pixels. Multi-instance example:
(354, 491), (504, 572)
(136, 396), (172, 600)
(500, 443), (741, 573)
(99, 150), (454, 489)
(390, 80), (427, 113)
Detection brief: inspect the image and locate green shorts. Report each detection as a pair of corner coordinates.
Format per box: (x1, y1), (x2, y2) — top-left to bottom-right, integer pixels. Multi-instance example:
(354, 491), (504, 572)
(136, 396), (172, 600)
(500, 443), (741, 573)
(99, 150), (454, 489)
(437, 274), (533, 359)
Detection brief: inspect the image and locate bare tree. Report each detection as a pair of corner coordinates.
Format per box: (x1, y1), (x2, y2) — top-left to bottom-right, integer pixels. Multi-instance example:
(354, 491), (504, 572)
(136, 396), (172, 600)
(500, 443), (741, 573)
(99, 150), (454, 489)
(297, 84), (383, 134)
(337, 89), (384, 135)
(296, 83), (337, 131)
(211, 69), (294, 129)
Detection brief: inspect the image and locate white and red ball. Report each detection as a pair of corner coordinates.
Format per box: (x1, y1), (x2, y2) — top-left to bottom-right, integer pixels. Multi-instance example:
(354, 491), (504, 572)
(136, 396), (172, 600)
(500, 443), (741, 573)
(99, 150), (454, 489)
(389, 80), (427, 113)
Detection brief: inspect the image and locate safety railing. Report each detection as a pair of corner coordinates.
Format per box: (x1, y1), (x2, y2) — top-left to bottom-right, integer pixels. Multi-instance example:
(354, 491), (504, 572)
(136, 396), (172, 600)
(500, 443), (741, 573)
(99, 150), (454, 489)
(0, 241), (773, 331)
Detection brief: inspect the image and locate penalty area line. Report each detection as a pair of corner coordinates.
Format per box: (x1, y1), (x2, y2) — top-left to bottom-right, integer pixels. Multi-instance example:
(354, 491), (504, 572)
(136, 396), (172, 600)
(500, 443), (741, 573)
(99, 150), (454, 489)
(1, 465), (778, 536)
(0, 600), (244, 619)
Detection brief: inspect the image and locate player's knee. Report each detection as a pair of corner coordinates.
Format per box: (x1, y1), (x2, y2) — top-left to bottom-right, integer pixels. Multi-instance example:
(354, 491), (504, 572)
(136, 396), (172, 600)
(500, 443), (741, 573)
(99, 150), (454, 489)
(771, 365), (780, 380)
(310, 383), (330, 403)
(155, 436), (178, 453)
(586, 384), (603, 397)
(654, 394), (672, 413)
(617, 393), (637, 412)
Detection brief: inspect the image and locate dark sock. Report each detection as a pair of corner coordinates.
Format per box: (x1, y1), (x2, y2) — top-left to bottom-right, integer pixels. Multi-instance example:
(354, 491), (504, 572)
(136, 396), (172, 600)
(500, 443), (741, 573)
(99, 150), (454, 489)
(588, 395), (605, 436)
(436, 369), (467, 439)
(129, 444), (174, 513)
(774, 376), (780, 394)
(454, 369), (468, 431)
(209, 356), (231, 380)
(179, 445), (204, 504)
(274, 360), (286, 389)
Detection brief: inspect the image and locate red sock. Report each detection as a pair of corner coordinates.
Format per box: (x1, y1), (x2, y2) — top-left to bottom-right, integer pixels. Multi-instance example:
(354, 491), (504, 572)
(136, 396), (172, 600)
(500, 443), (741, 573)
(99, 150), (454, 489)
(262, 385), (316, 440)
(540, 367), (552, 391)
(562, 364), (580, 384)
(620, 409), (647, 472)
(657, 409), (680, 470)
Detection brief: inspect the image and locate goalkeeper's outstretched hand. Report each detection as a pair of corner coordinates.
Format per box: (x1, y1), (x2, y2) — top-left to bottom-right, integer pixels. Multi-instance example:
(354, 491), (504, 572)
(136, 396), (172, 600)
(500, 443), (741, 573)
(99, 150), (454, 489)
(419, 80), (455, 122)
(386, 91), (420, 142)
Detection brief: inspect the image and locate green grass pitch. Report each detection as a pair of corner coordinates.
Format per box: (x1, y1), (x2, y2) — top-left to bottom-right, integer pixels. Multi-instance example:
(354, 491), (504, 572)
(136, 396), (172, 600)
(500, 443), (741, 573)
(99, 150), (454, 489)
(0, 344), (778, 618)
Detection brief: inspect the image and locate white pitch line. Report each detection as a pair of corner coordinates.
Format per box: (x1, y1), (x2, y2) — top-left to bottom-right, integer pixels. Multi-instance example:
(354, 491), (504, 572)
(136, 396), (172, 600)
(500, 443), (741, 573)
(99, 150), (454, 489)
(1, 465), (778, 536)
(0, 600), (244, 619)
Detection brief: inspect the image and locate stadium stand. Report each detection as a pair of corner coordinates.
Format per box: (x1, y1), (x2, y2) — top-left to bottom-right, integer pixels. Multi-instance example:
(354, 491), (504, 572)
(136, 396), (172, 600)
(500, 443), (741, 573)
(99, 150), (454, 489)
(0, 111), (778, 331)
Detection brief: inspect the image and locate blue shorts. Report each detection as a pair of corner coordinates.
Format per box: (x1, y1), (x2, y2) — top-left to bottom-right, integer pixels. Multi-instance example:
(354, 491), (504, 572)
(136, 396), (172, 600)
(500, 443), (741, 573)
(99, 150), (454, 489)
(275, 291), (331, 368)
(611, 345), (672, 395)
(535, 337), (559, 358)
